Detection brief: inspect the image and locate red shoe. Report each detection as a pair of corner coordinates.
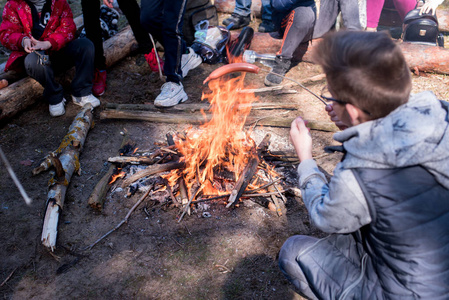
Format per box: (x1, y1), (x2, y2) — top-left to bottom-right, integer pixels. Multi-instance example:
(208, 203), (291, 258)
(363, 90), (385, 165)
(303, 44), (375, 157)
(92, 69), (107, 97)
(144, 49), (164, 73)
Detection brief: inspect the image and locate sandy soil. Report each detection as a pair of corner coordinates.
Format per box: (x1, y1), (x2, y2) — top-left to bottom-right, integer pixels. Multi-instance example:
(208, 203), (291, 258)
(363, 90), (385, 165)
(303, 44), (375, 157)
(1, 3), (449, 299)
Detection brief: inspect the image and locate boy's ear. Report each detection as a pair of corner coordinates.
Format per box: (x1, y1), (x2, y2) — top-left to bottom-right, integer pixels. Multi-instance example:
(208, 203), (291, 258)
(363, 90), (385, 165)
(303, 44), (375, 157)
(345, 103), (365, 125)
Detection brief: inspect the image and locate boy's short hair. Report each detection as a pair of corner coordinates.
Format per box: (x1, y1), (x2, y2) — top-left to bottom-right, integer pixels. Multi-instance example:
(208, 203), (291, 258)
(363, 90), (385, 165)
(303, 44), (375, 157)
(312, 31), (412, 120)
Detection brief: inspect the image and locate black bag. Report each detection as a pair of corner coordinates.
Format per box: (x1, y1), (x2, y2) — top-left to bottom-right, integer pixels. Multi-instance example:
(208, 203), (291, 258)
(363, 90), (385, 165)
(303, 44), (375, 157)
(191, 26), (230, 64)
(402, 9), (444, 47)
(183, 0), (218, 46)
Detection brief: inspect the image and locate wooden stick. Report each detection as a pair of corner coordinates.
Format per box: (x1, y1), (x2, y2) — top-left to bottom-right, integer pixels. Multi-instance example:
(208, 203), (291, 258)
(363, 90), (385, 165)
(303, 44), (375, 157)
(121, 161), (185, 187)
(239, 74), (326, 94)
(0, 145), (32, 205)
(100, 110), (339, 132)
(226, 154), (259, 208)
(108, 156), (161, 164)
(105, 102), (298, 112)
(82, 186), (153, 251)
(41, 105), (94, 251)
(178, 186), (201, 223)
(87, 132), (130, 211)
(0, 267), (18, 287)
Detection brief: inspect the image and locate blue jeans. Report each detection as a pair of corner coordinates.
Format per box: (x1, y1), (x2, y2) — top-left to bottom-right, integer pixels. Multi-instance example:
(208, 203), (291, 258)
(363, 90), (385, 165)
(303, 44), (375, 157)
(234, 0), (273, 21)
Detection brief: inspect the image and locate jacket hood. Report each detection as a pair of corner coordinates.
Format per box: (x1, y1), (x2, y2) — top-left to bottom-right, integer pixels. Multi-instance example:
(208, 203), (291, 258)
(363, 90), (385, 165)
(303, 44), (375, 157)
(334, 91), (449, 189)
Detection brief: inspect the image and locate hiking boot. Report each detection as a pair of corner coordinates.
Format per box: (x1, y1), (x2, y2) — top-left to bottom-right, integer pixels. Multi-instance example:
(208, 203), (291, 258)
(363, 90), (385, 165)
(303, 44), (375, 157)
(154, 82), (188, 107)
(181, 47), (202, 77)
(92, 69), (107, 97)
(258, 20), (276, 33)
(144, 48), (164, 73)
(49, 98), (66, 117)
(72, 94), (101, 108)
(222, 13), (250, 30)
(264, 56), (291, 86)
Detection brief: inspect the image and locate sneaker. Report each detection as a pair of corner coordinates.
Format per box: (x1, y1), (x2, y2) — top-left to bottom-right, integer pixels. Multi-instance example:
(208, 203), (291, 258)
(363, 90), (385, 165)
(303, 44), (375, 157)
(181, 47), (202, 77)
(49, 98), (66, 117)
(144, 48), (164, 73)
(72, 94), (101, 108)
(258, 21), (276, 33)
(222, 13), (250, 30)
(154, 82), (188, 107)
(92, 69), (107, 97)
(264, 56), (292, 86)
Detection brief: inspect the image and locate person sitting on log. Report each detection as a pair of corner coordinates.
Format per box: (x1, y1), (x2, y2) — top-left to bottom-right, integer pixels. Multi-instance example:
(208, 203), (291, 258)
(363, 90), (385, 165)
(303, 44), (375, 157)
(280, 30), (449, 299)
(366, 0), (445, 31)
(265, 0), (362, 86)
(264, 0), (316, 86)
(140, 0), (202, 107)
(0, 0), (100, 117)
(81, 0), (164, 97)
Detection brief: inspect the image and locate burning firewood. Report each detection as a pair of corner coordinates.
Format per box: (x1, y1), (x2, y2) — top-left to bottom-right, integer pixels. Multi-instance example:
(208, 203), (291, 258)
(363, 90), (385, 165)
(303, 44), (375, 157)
(226, 134), (271, 208)
(33, 105), (94, 251)
(87, 132), (130, 211)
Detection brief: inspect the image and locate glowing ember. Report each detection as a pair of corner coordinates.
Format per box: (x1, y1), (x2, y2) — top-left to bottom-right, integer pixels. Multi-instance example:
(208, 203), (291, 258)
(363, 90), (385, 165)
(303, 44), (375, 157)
(164, 72), (258, 197)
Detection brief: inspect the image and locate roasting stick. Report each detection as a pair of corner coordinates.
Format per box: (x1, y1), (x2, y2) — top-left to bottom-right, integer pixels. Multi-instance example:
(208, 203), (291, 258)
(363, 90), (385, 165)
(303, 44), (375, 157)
(0, 145), (32, 205)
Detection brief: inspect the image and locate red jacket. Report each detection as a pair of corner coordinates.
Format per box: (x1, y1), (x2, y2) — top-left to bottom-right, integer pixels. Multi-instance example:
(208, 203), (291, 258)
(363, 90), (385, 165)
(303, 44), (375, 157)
(0, 0), (76, 71)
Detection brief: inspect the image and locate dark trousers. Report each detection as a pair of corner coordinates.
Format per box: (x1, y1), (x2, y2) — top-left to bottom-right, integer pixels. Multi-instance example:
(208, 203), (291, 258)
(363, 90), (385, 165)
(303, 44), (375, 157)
(24, 38), (95, 105)
(276, 5), (316, 60)
(140, 0), (187, 83)
(81, 0), (153, 70)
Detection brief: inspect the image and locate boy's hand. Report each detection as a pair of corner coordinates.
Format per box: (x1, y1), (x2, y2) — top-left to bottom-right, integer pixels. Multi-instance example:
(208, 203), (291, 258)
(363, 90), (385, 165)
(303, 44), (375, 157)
(22, 37), (33, 53)
(103, 0), (114, 8)
(30, 37), (51, 51)
(290, 116), (313, 162)
(325, 104), (348, 130)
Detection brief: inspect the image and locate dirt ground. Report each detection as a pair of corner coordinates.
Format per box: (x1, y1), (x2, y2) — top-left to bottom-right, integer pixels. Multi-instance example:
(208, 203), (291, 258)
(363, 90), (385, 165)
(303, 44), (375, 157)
(1, 3), (449, 300)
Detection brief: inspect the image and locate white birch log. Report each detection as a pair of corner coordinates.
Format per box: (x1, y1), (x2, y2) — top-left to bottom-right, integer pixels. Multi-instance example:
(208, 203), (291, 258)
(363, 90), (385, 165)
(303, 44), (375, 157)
(40, 104), (94, 251)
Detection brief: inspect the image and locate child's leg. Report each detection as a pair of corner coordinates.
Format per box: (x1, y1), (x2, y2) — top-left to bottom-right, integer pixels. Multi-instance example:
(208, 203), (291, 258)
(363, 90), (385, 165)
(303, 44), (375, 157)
(278, 5), (316, 60)
(140, 0), (164, 44)
(82, 0), (106, 70)
(23, 53), (64, 105)
(279, 235), (320, 299)
(61, 39), (96, 98)
(117, 0), (153, 54)
(392, 0), (417, 20)
(51, 39), (95, 98)
(366, 0), (385, 29)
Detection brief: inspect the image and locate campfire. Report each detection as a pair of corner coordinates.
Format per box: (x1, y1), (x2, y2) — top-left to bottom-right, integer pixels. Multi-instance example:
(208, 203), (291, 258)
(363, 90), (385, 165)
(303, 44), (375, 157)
(102, 72), (287, 221)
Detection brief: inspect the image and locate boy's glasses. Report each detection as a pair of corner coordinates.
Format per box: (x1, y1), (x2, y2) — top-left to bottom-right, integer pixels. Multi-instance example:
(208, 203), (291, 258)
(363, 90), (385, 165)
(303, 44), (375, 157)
(320, 86), (372, 116)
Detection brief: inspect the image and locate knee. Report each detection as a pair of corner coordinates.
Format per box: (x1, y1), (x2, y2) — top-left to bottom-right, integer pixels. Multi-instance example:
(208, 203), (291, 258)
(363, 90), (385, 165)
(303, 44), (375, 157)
(23, 52), (41, 75)
(76, 38), (95, 57)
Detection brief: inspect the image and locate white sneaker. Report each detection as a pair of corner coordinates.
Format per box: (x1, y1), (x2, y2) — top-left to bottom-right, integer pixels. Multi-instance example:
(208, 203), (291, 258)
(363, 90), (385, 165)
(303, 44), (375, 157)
(181, 47), (202, 78)
(72, 94), (100, 108)
(154, 82), (188, 107)
(49, 98), (66, 117)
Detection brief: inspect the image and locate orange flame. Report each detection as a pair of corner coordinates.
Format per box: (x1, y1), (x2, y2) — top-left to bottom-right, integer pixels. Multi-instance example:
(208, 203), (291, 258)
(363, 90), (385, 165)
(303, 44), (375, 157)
(164, 72), (258, 197)
(109, 170), (126, 184)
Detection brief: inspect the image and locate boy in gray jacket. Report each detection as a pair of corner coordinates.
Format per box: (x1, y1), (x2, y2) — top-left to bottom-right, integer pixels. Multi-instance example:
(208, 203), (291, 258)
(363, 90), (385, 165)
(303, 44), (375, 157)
(280, 30), (449, 299)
